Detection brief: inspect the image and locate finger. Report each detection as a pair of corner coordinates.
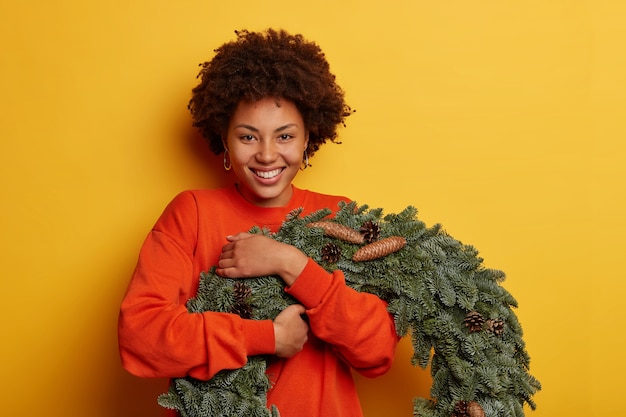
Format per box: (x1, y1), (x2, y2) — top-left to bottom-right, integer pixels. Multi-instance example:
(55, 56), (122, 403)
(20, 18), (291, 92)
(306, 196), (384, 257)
(221, 242), (235, 253)
(215, 267), (229, 277)
(287, 304), (306, 315)
(226, 232), (252, 242)
(215, 266), (242, 278)
(217, 257), (236, 269)
(219, 249), (234, 259)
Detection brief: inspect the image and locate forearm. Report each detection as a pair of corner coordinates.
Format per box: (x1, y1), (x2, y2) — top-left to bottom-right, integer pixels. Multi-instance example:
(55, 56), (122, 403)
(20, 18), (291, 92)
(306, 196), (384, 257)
(118, 298), (275, 379)
(285, 259), (398, 376)
(276, 243), (309, 286)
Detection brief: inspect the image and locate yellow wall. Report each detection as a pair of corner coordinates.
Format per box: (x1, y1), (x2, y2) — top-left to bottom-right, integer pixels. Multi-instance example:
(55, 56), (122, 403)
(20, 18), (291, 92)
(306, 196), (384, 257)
(1, 1), (624, 416)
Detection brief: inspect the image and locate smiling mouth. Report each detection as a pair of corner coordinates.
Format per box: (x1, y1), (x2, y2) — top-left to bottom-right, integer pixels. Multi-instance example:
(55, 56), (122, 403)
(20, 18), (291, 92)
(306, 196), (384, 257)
(253, 168), (284, 179)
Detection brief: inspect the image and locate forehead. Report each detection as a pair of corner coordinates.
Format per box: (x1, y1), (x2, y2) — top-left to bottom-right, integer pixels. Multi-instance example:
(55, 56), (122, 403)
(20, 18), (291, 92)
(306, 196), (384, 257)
(230, 97), (303, 127)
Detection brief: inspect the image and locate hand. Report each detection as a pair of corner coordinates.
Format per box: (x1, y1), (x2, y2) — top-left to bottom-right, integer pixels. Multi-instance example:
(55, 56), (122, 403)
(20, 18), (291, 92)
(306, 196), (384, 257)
(273, 304), (309, 358)
(216, 233), (308, 285)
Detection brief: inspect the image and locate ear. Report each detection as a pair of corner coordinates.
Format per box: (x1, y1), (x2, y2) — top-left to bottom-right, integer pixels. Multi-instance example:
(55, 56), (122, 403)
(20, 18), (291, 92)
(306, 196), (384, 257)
(304, 131), (310, 151)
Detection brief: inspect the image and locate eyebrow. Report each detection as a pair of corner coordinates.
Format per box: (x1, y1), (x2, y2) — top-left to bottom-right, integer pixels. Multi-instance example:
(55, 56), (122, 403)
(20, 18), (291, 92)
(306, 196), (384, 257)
(234, 123), (299, 133)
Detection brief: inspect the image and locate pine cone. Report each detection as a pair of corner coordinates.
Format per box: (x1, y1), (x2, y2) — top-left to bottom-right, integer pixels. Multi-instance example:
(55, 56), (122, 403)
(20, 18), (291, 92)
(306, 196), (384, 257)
(451, 400), (484, 417)
(452, 400), (469, 417)
(307, 221), (365, 244)
(352, 236), (407, 262)
(464, 311), (485, 333)
(359, 220), (381, 243)
(233, 281), (252, 301)
(230, 301), (253, 319)
(467, 401), (485, 417)
(321, 243), (341, 263)
(485, 318), (505, 336)
(231, 282), (253, 319)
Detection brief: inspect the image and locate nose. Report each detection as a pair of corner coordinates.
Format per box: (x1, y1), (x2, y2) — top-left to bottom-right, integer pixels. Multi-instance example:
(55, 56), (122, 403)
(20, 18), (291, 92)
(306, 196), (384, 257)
(256, 140), (278, 163)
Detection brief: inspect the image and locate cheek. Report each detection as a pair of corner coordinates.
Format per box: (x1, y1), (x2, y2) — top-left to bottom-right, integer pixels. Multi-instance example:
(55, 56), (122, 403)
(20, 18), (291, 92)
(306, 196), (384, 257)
(286, 152), (301, 165)
(286, 146), (305, 164)
(229, 147), (253, 165)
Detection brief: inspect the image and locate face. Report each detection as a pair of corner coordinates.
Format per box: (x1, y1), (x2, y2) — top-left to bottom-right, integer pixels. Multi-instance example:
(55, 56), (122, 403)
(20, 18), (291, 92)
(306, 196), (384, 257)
(224, 97), (309, 207)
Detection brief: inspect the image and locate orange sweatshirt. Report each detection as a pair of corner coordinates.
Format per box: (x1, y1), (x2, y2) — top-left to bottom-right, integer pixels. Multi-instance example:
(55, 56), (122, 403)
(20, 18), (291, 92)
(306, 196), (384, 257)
(118, 185), (398, 417)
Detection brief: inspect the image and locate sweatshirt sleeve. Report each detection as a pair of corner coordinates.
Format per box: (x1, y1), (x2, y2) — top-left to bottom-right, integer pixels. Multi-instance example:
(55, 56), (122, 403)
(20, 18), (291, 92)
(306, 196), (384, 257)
(285, 258), (399, 378)
(118, 192), (275, 380)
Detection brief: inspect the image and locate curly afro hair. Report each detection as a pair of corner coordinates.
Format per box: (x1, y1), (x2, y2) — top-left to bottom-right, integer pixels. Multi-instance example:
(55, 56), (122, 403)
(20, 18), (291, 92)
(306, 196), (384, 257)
(188, 29), (353, 157)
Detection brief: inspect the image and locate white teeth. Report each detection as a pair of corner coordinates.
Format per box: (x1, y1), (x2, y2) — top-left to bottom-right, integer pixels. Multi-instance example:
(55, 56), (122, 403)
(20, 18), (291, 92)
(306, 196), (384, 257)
(255, 169), (282, 179)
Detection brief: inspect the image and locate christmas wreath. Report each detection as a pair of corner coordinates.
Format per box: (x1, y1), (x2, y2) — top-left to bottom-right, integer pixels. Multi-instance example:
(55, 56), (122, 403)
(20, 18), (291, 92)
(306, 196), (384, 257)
(157, 202), (541, 417)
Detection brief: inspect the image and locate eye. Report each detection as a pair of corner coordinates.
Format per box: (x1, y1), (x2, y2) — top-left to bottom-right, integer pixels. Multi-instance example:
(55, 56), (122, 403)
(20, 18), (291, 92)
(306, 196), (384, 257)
(240, 134), (256, 142)
(278, 133), (294, 141)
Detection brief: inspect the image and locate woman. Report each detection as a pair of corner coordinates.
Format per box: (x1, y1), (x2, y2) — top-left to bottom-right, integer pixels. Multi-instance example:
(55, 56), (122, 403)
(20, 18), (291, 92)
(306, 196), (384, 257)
(118, 29), (398, 417)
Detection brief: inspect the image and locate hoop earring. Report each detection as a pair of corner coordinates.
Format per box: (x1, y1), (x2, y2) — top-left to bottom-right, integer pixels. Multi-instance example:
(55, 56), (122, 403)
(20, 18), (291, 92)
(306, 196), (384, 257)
(223, 150), (232, 171)
(300, 150), (309, 171)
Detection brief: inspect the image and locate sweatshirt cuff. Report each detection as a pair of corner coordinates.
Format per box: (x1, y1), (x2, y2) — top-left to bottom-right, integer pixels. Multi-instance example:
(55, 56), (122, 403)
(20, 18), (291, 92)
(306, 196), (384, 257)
(242, 319), (275, 356)
(284, 258), (334, 309)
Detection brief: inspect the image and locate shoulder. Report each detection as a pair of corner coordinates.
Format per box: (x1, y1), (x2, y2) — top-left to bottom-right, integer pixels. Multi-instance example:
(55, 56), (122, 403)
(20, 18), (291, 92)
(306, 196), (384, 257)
(167, 188), (233, 207)
(152, 188), (238, 236)
(159, 188), (235, 220)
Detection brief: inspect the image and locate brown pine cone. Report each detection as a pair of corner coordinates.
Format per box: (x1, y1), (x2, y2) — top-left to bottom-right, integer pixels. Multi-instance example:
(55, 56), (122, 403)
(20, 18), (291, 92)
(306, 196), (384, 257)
(452, 400), (469, 417)
(486, 318), (505, 336)
(230, 301), (253, 319)
(321, 243), (341, 263)
(464, 311), (485, 333)
(307, 221), (365, 244)
(231, 282), (253, 319)
(233, 281), (252, 301)
(352, 236), (406, 262)
(359, 220), (381, 243)
(467, 401), (485, 417)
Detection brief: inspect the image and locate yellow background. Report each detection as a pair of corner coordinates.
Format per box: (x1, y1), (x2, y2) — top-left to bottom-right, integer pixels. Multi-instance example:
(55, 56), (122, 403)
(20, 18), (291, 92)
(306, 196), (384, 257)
(1, 1), (624, 416)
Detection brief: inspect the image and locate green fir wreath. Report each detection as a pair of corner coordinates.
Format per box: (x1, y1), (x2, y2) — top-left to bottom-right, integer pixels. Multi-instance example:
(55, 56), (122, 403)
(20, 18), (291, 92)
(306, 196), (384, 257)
(157, 202), (541, 417)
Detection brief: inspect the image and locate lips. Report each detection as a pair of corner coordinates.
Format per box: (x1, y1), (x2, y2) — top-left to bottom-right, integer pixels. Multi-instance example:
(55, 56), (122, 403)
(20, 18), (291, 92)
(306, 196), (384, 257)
(253, 168), (284, 179)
